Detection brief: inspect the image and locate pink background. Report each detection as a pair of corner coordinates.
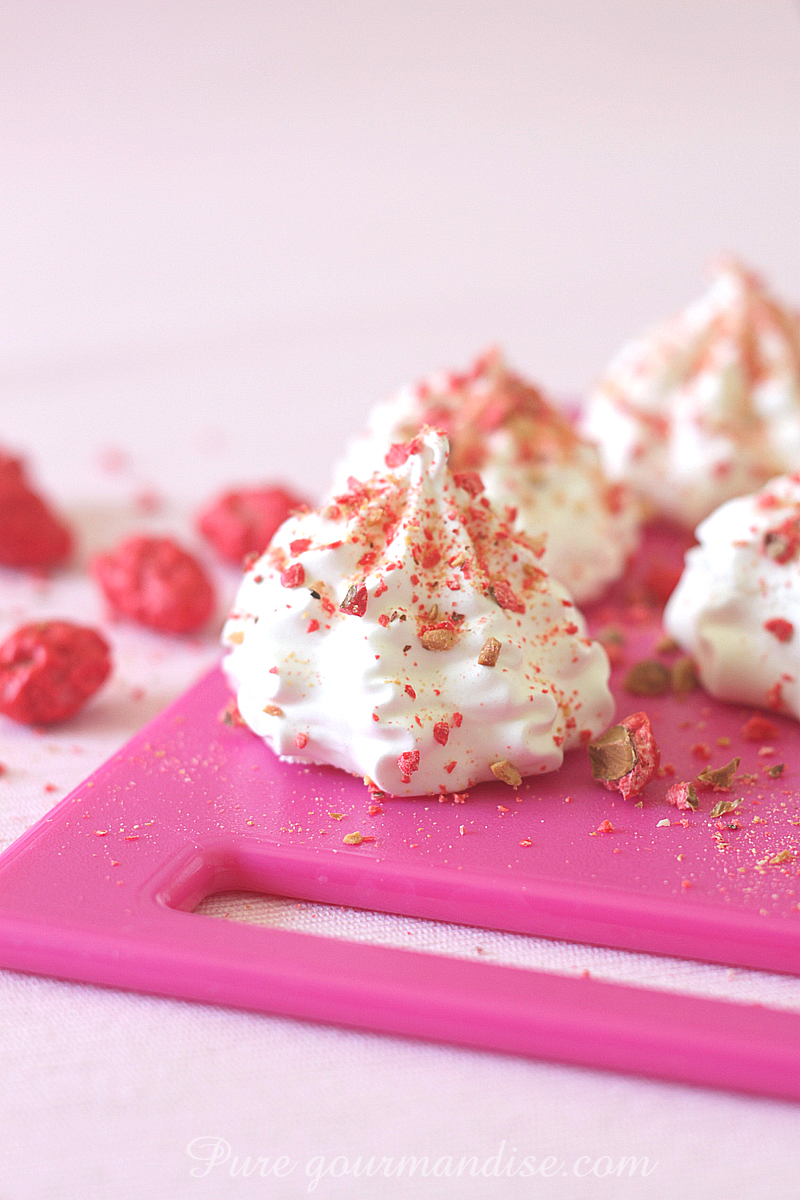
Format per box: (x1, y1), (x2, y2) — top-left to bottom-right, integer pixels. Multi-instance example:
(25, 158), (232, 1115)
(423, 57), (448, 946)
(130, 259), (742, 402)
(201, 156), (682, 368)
(1, 4), (799, 1197)
(2, 0), (799, 506)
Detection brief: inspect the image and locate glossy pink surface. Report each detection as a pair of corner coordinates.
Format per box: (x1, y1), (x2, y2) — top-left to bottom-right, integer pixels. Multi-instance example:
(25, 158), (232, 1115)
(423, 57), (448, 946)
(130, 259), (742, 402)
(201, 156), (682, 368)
(0, 522), (798, 1099)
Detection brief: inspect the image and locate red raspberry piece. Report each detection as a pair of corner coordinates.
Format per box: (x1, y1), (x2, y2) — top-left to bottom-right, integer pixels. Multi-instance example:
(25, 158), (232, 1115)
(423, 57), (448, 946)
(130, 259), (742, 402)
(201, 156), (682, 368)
(605, 483), (627, 516)
(452, 471), (484, 498)
(280, 563), (305, 588)
(433, 721), (450, 746)
(196, 486), (307, 566)
(384, 437), (423, 469)
(398, 750), (420, 778)
(0, 449), (72, 569)
(490, 579), (525, 613)
(340, 583), (368, 617)
(385, 444), (410, 469)
(764, 618), (794, 642)
(476, 396), (512, 432)
(741, 714), (780, 742)
(604, 711), (661, 800)
(762, 515), (800, 564)
(665, 781), (699, 811)
(91, 536), (214, 633)
(0, 621), (111, 725)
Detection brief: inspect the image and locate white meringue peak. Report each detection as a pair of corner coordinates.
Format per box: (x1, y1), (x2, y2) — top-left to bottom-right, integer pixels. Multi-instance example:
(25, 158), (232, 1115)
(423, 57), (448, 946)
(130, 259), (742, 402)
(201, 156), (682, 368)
(581, 258), (800, 529)
(332, 349), (640, 604)
(664, 472), (800, 721)
(223, 428), (614, 796)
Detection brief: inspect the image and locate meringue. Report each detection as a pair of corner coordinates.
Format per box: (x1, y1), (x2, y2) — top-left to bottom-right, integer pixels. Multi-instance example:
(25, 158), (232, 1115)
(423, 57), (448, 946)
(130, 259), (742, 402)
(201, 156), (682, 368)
(332, 349), (640, 604)
(223, 428), (614, 796)
(581, 258), (800, 528)
(664, 473), (800, 721)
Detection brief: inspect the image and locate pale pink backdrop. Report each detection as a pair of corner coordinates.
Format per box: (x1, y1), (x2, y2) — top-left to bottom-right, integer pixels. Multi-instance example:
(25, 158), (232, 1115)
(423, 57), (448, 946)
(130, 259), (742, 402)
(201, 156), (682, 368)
(2, 0), (798, 505)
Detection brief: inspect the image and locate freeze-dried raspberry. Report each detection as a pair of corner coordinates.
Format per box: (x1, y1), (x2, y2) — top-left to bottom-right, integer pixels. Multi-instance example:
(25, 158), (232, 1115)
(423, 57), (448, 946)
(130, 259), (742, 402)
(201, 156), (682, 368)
(0, 449), (72, 569)
(397, 750), (420, 778)
(340, 583), (368, 617)
(196, 485), (307, 565)
(490, 580), (525, 613)
(762, 515), (800, 564)
(92, 536), (214, 633)
(280, 563), (305, 588)
(589, 711), (660, 800)
(665, 781), (699, 811)
(0, 621), (111, 725)
(763, 617), (794, 643)
(384, 437), (423, 469)
(740, 714), (780, 742)
(452, 471), (484, 497)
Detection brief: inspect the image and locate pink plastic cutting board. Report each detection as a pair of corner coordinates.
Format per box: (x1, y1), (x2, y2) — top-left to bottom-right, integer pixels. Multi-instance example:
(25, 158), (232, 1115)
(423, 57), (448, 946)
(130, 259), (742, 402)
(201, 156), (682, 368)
(0, 523), (799, 1100)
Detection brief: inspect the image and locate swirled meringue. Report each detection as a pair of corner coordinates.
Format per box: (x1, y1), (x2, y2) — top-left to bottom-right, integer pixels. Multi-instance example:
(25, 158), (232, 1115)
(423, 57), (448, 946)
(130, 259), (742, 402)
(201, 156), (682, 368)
(223, 428), (614, 796)
(331, 349), (640, 604)
(581, 258), (800, 529)
(664, 473), (800, 720)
